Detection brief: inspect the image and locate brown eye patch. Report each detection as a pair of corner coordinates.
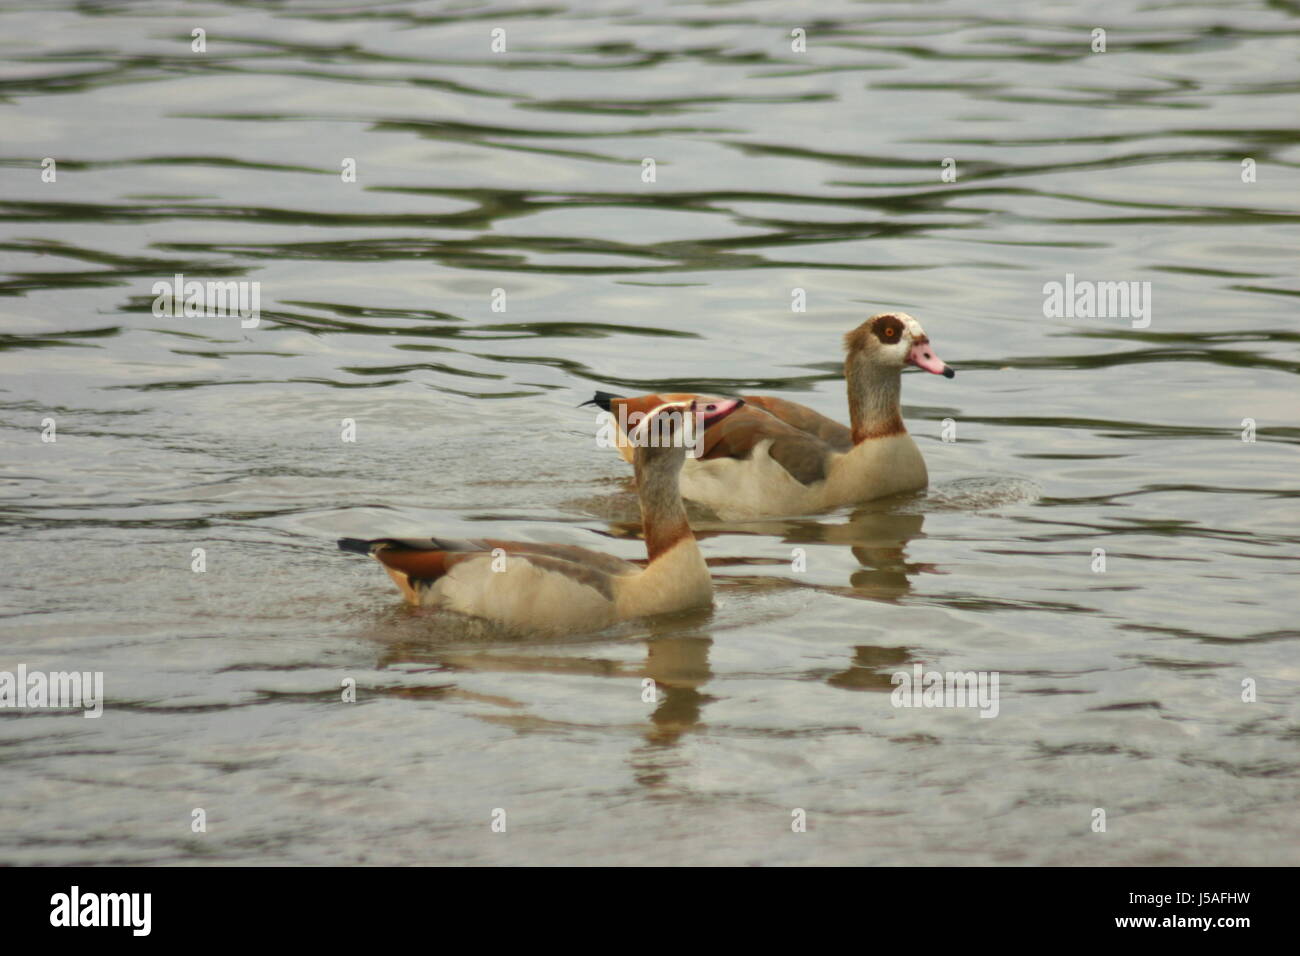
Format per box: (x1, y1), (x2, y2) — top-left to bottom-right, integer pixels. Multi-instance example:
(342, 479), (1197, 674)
(872, 314), (905, 343)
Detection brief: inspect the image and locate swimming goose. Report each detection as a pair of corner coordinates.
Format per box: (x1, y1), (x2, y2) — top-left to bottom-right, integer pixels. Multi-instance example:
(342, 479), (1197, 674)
(587, 312), (953, 519)
(338, 397), (743, 632)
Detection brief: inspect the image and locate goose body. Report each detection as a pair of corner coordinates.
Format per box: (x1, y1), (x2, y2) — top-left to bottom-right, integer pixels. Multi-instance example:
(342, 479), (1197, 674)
(590, 313), (953, 519)
(339, 398), (741, 632)
(678, 428), (927, 519)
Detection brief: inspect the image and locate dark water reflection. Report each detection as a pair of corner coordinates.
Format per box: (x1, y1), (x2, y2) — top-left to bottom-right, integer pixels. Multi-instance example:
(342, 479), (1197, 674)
(0, 0), (1297, 865)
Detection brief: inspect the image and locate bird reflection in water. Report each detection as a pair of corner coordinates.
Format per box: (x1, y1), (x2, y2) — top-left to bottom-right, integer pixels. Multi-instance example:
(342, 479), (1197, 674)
(359, 503), (931, 754)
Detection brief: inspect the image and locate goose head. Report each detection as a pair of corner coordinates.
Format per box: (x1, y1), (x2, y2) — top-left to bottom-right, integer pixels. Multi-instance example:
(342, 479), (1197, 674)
(629, 397), (744, 470)
(844, 312), (954, 379)
(842, 312), (952, 444)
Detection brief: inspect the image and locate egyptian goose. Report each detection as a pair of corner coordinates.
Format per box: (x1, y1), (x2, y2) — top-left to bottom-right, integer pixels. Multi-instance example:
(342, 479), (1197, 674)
(338, 397), (743, 632)
(587, 312), (954, 519)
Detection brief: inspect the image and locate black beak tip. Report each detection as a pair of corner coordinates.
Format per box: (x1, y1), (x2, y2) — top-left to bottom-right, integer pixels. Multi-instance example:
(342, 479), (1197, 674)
(943, 367), (956, 379)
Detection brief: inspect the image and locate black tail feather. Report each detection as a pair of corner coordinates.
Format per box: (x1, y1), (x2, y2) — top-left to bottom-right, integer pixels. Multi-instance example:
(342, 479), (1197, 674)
(579, 390), (618, 412)
(338, 535), (462, 555)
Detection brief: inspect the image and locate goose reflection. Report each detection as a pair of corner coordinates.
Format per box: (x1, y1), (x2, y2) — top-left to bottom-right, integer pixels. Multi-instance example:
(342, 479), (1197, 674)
(723, 507), (932, 603)
(593, 496), (935, 602)
(357, 501), (930, 759)
(595, 499), (931, 699)
(363, 602), (719, 748)
(826, 643), (914, 692)
(639, 607), (715, 747)
(707, 506), (928, 690)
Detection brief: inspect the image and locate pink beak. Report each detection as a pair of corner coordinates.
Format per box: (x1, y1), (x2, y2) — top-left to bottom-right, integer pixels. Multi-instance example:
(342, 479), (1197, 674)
(695, 397), (744, 427)
(907, 340), (955, 378)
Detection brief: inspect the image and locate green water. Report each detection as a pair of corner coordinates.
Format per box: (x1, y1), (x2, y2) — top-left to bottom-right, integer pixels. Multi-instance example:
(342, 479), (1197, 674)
(0, 0), (1296, 865)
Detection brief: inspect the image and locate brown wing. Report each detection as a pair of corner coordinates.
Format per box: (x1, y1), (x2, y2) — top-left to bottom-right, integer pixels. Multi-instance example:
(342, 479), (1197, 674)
(374, 536), (636, 577)
(343, 536), (633, 604)
(741, 395), (852, 452)
(597, 391), (845, 485)
(474, 538), (638, 578)
(697, 404), (838, 486)
(369, 546), (472, 584)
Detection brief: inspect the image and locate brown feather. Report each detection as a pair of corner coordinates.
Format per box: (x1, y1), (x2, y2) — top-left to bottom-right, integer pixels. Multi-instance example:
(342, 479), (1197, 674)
(741, 395), (852, 451)
(851, 414), (905, 444)
(474, 539), (637, 577)
(699, 404), (837, 485)
(374, 548), (462, 579)
(509, 554), (617, 600)
(373, 548), (475, 605)
(373, 540), (624, 605)
(606, 391), (862, 485)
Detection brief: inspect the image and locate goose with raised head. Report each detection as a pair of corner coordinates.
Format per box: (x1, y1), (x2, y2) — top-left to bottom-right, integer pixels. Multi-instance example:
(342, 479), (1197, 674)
(338, 398), (744, 632)
(586, 313), (954, 519)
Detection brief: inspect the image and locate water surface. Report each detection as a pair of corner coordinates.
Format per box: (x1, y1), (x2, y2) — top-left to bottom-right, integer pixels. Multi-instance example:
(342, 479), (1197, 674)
(1, 0), (1297, 865)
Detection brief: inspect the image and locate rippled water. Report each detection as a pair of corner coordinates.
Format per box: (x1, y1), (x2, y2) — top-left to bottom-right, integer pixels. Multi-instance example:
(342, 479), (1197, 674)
(1, 0), (1297, 865)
